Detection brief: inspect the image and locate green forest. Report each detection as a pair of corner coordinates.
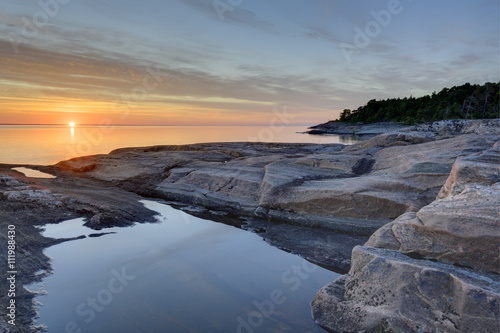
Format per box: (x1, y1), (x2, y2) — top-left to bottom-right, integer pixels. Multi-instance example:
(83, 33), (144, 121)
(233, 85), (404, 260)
(337, 82), (500, 124)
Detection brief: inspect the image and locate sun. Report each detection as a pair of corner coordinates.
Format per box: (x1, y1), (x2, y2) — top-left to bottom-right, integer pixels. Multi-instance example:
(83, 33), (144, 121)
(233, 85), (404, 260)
(69, 121), (75, 128)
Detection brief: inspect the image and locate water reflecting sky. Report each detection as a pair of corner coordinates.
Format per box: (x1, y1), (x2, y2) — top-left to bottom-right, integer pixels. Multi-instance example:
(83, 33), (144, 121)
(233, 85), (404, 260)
(29, 200), (338, 333)
(0, 125), (360, 165)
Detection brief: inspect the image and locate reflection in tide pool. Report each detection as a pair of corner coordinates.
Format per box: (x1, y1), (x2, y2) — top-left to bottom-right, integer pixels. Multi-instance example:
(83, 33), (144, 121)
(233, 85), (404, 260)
(36, 218), (118, 239)
(11, 167), (56, 179)
(29, 200), (337, 333)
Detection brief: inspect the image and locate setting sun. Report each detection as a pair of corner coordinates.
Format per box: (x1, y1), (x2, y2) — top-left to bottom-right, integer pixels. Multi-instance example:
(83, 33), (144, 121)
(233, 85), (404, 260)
(69, 122), (75, 128)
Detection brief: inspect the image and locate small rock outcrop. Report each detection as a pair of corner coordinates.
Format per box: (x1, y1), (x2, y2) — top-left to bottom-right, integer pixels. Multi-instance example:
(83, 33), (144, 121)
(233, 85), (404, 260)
(307, 121), (410, 136)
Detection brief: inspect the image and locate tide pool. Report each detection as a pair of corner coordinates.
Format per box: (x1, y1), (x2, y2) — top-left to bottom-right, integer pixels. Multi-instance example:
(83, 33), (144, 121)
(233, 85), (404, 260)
(28, 200), (338, 332)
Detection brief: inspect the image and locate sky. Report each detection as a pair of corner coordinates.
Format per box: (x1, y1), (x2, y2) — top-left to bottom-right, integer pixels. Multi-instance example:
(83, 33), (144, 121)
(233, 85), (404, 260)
(0, 0), (498, 125)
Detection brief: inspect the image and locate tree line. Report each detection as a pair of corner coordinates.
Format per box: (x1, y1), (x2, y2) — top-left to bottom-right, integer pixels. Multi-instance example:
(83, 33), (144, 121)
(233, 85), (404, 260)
(338, 82), (500, 124)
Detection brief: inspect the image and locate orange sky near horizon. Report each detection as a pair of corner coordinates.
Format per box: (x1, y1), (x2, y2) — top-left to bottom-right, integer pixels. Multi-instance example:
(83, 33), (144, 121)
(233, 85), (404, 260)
(0, 98), (323, 126)
(0, 83), (331, 126)
(0, 69), (334, 126)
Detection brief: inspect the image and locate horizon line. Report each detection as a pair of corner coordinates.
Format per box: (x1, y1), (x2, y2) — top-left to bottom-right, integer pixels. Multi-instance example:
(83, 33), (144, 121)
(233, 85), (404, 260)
(0, 123), (319, 127)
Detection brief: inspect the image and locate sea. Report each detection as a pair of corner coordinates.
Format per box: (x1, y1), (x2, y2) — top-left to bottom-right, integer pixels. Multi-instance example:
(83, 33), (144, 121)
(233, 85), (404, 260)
(0, 125), (361, 165)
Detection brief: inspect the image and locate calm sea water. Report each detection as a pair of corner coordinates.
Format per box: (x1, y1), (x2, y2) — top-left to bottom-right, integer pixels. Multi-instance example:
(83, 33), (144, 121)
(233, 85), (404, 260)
(0, 125), (360, 165)
(28, 200), (338, 333)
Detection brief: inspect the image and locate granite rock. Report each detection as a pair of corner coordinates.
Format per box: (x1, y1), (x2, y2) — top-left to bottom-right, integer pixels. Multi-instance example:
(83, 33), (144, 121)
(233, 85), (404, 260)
(313, 124), (500, 332)
(312, 246), (500, 333)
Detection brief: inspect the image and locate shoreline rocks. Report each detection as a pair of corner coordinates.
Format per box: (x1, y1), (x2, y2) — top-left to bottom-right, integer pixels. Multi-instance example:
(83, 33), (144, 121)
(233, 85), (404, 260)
(1, 119), (499, 332)
(54, 121), (499, 235)
(312, 120), (500, 332)
(0, 167), (158, 333)
(307, 121), (409, 136)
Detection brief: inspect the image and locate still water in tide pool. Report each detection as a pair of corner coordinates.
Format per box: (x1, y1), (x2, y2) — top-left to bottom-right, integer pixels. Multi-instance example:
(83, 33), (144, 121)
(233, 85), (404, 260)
(29, 200), (338, 333)
(0, 125), (362, 165)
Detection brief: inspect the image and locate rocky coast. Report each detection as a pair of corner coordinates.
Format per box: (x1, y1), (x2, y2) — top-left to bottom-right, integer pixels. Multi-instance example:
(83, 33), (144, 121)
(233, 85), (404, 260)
(0, 119), (499, 332)
(307, 121), (410, 136)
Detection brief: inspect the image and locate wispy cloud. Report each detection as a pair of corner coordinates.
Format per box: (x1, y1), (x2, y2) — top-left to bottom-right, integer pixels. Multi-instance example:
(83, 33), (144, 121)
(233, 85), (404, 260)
(0, 38), (343, 118)
(178, 0), (278, 33)
(301, 26), (348, 45)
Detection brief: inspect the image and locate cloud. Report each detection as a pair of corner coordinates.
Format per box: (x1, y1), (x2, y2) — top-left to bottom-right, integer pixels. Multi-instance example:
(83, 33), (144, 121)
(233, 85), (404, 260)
(302, 26), (348, 45)
(178, 0), (278, 34)
(0, 37), (345, 119)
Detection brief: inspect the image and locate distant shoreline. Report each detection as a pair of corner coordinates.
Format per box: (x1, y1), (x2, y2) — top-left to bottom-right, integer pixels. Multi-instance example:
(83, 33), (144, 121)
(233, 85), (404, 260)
(306, 121), (409, 136)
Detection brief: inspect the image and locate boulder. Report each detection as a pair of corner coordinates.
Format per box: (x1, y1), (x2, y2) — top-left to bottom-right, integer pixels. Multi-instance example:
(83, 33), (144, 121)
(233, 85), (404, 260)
(312, 246), (500, 333)
(367, 183), (500, 274)
(439, 141), (500, 198)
